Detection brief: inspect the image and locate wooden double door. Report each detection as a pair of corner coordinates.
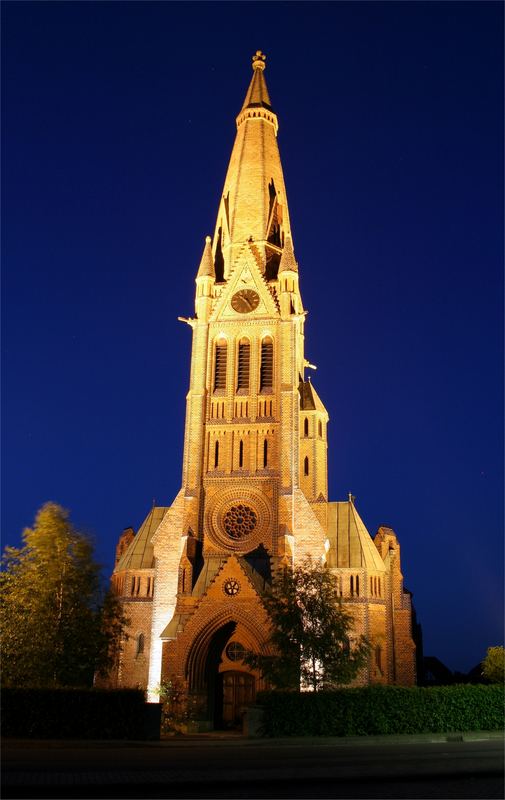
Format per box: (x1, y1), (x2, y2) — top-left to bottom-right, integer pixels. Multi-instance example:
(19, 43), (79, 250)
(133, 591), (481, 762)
(220, 671), (255, 728)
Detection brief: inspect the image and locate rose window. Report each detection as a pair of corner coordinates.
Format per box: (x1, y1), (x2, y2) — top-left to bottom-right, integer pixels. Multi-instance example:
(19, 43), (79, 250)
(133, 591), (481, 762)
(223, 504), (257, 540)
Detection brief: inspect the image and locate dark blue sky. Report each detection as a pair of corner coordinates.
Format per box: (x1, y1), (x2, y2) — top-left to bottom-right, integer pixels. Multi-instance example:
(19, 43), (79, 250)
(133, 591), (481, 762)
(2, 1), (503, 674)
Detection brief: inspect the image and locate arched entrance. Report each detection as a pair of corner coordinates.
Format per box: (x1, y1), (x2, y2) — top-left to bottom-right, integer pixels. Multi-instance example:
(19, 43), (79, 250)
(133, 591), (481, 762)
(188, 621), (257, 730)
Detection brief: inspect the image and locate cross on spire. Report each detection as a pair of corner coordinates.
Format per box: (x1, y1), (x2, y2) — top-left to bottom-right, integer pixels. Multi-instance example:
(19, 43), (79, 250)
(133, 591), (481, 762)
(252, 50), (266, 71)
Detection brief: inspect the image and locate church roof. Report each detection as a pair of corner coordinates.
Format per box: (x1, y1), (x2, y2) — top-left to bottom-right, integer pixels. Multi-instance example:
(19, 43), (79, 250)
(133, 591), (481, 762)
(299, 379), (327, 413)
(114, 506), (169, 572)
(327, 500), (386, 572)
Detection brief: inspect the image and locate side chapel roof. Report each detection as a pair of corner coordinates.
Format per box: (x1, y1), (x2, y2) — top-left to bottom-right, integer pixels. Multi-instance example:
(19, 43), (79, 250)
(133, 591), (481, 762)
(326, 500), (386, 572)
(114, 506), (169, 572)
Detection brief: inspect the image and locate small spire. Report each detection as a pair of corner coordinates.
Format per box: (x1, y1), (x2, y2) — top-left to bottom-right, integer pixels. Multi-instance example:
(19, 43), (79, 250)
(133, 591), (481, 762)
(241, 51), (272, 111)
(196, 235), (215, 279)
(252, 50), (266, 71)
(278, 235), (298, 273)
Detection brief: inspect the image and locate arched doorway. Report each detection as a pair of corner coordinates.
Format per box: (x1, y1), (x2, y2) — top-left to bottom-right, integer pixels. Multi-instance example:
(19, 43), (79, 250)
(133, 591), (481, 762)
(191, 622), (256, 730)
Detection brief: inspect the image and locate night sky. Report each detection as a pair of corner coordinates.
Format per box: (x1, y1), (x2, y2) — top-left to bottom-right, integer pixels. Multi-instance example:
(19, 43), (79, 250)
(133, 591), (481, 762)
(2, 1), (503, 674)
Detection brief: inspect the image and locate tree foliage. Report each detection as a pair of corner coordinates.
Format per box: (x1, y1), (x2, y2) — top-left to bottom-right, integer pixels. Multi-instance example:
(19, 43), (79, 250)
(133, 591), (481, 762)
(0, 502), (126, 688)
(246, 558), (370, 691)
(481, 646), (505, 684)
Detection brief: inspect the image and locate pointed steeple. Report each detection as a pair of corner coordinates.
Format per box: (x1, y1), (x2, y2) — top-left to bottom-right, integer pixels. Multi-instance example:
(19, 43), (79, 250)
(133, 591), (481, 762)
(196, 235), (214, 279)
(212, 52), (293, 280)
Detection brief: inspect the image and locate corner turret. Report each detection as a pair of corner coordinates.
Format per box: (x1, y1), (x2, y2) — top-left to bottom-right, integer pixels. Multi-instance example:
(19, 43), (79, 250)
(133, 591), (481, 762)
(195, 236), (215, 321)
(278, 236), (302, 317)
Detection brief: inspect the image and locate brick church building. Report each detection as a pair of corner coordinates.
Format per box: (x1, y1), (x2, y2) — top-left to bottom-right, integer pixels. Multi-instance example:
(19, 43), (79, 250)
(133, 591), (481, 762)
(108, 51), (417, 727)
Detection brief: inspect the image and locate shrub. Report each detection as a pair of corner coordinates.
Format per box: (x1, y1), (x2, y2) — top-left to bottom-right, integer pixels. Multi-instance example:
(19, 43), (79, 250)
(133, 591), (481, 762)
(1, 688), (160, 740)
(256, 685), (504, 737)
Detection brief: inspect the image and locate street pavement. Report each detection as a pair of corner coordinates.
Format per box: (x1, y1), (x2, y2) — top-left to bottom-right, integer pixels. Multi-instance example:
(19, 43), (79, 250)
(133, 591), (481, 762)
(2, 731), (503, 799)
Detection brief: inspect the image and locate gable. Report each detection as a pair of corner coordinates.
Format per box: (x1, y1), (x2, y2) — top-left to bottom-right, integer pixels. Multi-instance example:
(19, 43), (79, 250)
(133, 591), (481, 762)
(210, 243), (279, 322)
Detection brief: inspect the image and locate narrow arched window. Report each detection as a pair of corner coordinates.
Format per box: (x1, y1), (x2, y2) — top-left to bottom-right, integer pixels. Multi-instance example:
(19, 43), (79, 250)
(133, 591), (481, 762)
(237, 339), (250, 392)
(318, 420), (322, 437)
(214, 339), (227, 391)
(263, 439), (268, 468)
(260, 337), (273, 392)
(304, 418), (309, 437)
(304, 456), (309, 476)
(355, 575), (359, 596)
(239, 439), (244, 468)
(350, 575), (354, 596)
(375, 645), (382, 671)
(214, 440), (219, 468)
(136, 633), (145, 656)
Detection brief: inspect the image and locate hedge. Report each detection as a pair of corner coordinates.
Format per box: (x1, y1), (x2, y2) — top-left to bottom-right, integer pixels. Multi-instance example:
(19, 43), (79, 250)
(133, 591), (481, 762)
(256, 685), (504, 737)
(1, 688), (161, 740)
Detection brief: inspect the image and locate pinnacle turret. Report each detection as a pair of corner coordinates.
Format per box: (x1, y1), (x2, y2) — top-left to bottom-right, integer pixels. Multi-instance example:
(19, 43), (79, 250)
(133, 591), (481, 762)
(196, 235), (215, 279)
(278, 235), (298, 273)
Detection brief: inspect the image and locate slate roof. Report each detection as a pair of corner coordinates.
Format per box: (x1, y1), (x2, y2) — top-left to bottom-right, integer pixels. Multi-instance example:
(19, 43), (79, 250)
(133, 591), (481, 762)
(327, 500), (386, 572)
(114, 506), (169, 572)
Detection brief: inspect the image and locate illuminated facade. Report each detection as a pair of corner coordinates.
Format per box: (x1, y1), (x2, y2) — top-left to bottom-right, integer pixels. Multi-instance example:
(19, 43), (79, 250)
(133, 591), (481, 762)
(109, 52), (417, 726)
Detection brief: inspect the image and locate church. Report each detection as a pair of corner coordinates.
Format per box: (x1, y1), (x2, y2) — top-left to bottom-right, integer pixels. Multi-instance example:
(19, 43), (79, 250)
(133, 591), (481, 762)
(108, 51), (417, 727)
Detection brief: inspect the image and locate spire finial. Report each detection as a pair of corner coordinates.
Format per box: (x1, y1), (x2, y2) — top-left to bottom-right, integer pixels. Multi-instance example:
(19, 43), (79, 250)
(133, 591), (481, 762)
(252, 50), (266, 71)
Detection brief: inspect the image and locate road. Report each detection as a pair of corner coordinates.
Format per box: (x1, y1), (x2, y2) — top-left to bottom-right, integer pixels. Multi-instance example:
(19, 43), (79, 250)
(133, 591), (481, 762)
(2, 734), (503, 799)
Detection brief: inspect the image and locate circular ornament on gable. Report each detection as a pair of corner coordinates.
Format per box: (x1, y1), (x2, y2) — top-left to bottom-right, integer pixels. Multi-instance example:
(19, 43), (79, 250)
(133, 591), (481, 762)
(223, 579), (240, 596)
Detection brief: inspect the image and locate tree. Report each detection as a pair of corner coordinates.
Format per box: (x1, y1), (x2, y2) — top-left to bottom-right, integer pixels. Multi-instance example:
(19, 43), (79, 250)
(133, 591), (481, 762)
(0, 502), (126, 688)
(246, 558), (370, 691)
(482, 646), (505, 684)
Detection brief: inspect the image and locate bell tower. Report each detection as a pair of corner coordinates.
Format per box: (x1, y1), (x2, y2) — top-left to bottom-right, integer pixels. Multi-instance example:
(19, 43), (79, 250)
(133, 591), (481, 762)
(145, 50), (329, 708)
(109, 52), (417, 716)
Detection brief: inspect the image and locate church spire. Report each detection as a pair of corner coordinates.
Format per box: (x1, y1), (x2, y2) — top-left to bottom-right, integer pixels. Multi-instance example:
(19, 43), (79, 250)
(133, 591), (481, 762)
(211, 51), (292, 280)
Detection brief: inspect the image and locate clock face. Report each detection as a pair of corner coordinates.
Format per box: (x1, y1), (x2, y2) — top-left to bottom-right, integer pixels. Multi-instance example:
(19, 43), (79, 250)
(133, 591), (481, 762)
(231, 289), (260, 314)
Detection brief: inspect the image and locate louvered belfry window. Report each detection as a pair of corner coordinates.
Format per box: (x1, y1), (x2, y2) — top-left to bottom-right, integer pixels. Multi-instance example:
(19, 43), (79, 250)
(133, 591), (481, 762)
(260, 337), (273, 392)
(214, 339), (227, 391)
(237, 339), (250, 392)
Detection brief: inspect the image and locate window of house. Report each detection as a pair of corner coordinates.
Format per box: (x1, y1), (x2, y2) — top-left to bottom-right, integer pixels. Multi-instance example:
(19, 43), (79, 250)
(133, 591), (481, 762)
(304, 456), (309, 476)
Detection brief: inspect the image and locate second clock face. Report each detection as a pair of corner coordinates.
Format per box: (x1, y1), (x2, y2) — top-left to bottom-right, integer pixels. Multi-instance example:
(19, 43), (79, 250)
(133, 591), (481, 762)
(231, 289), (260, 313)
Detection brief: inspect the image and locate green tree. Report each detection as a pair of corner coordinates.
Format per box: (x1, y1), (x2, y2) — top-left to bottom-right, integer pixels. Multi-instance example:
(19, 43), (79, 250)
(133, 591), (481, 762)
(246, 558), (370, 691)
(482, 646), (505, 684)
(0, 502), (126, 688)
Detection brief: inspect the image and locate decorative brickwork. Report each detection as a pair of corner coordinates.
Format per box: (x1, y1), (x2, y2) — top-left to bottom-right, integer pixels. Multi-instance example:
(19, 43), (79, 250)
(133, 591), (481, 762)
(108, 52), (417, 723)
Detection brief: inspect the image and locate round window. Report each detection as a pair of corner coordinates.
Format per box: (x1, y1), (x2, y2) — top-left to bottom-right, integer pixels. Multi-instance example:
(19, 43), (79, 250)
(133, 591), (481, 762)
(223, 504), (257, 540)
(225, 641), (246, 662)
